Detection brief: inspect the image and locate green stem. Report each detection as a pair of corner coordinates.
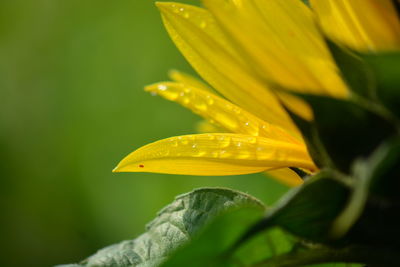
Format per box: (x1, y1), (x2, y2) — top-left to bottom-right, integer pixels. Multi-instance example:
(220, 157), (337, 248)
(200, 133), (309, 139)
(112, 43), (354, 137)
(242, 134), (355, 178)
(251, 245), (399, 267)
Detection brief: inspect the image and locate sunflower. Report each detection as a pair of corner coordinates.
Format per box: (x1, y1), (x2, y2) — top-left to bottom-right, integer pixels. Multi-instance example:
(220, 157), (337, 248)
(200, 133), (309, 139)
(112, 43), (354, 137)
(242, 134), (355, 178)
(113, 0), (400, 186)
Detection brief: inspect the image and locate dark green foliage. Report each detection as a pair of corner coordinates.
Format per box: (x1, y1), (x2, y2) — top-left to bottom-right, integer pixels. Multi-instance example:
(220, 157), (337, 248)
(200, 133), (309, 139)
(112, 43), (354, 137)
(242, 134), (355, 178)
(287, 94), (397, 172)
(326, 39), (376, 100)
(240, 172), (349, 244)
(362, 52), (400, 120)
(346, 139), (400, 247)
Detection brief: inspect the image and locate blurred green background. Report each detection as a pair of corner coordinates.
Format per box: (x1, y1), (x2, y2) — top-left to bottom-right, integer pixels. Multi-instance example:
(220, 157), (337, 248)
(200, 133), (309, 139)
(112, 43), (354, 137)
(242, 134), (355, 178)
(0, 1), (288, 266)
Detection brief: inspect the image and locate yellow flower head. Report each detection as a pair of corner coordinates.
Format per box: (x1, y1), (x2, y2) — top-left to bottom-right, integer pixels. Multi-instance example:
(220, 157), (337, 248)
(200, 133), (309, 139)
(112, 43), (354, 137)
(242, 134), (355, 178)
(114, 0), (400, 186)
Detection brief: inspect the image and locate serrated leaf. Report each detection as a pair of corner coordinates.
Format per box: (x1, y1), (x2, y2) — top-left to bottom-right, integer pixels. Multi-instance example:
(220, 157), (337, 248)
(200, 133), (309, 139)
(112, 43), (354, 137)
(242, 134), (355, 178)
(240, 172), (350, 244)
(294, 95), (397, 172)
(57, 188), (264, 267)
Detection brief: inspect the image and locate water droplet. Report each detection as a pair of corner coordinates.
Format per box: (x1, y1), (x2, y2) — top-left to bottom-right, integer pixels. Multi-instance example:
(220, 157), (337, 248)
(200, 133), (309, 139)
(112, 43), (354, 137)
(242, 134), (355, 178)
(170, 138), (179, 147)
(158, 84), (167, 91)
(236, 142), (242, 147)
(207, 134), (215, 140)
(180, 139), (189, 145)
(247, 137), (257, 144)
(193, 150), (207, 157)
(192, 144), (197, 148)
(193, 98), (208, 111)
(219, 150), (230, 158)
(205, 95), (214, 105)
(224, 104), (233, 111)
(200, 21), (207, 28)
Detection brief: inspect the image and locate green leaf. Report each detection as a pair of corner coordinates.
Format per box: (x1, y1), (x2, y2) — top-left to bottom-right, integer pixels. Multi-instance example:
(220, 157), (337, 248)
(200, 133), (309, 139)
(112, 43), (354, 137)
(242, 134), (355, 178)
(295, 95), (397, 172)
(57, 188), (264, 267)
(362, 51), (400, 120)
(326, 39), (376, 99)
(161, 209), (295, 267)
(241, 172), (350, 244)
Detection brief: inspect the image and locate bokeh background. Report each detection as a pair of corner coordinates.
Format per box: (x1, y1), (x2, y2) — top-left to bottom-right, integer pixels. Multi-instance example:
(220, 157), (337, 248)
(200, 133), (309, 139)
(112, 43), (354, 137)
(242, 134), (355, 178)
(0, 1), (288, 266)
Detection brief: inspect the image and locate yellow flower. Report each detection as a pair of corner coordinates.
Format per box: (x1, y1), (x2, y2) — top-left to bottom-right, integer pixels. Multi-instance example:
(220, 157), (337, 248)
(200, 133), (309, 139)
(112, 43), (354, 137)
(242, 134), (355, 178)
(113, 0), (400, 186)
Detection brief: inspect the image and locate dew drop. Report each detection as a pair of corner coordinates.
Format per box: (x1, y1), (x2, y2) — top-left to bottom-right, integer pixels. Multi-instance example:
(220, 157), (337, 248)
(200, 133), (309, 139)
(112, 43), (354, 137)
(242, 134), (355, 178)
(193, 150), (207, 157)
(207, 134), (216, 140)
(219, 150), (228, 158)
(247, 137), (257, 144)
(158, 84), (167, 91)
(170, 138), (179, 147)
(180, 139), (189, 145)
(200, 21), (207, 28)
(193, 98), (208, 111)
(205, 95), (214, 105)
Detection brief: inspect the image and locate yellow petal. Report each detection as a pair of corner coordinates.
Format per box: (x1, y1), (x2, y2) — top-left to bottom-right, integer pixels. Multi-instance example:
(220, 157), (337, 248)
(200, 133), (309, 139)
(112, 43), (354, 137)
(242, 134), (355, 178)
(113, 133), (316, 175)
(202, 0), (348, 98)
(195, 120), (226, 133)
(156, 2), (296, 132)
(146, 82), (302, 143)
(265, 168), (303, 187)
(311, 0), (400, 51)
(276, 91), (314, 121)
(169, 70), (215, 93)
